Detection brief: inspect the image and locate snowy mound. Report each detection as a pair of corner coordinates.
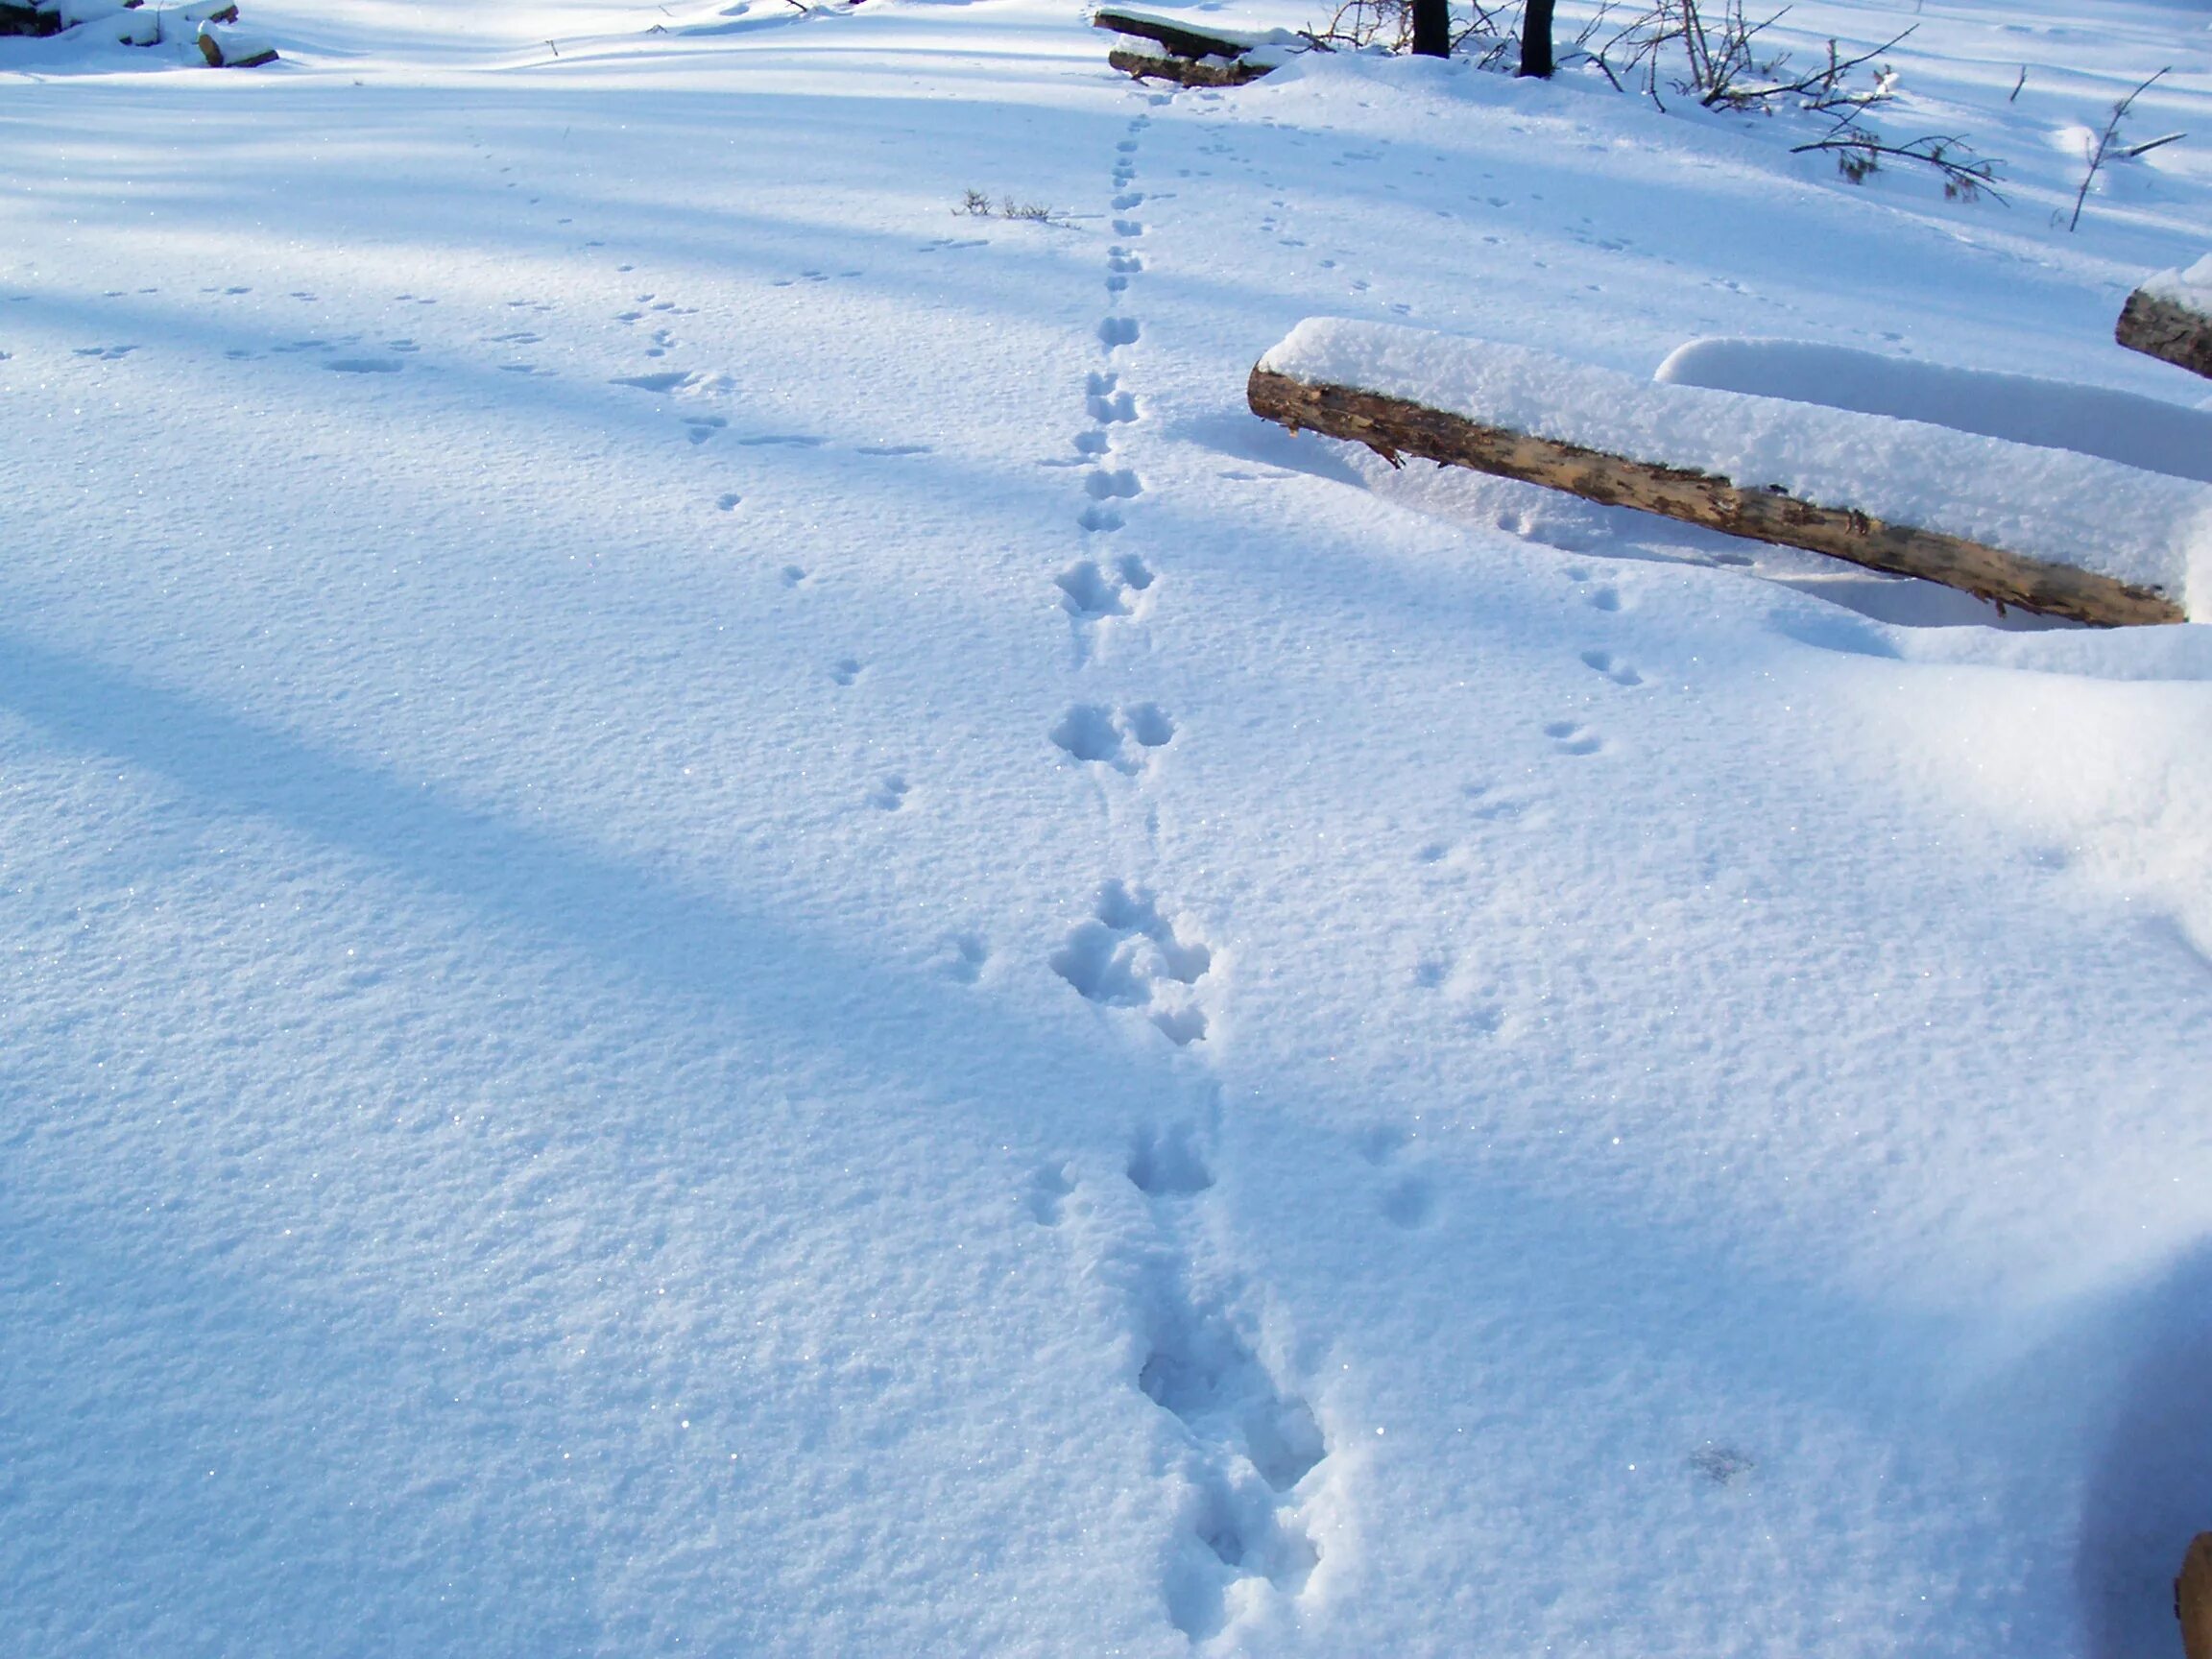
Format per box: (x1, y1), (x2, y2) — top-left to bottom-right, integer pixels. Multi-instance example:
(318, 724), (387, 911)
(1262, 318), (2210, 613)
(1654, 337), (2212, 487)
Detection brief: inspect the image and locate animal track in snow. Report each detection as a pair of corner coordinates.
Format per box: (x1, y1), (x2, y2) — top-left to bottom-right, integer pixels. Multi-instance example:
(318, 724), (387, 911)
(867, 774), (910, 811)
(1585, 584), (1622, 612)
(1358, 1123), (1436, 1230)
(1050, 880), (1212, 1046)
(612, 369), (696, 393)
(1055, 554), (1153, 620)
(716, 493), (744, 511)
(1084, 469), (1141, 500)
(1544, 720), (1603, 756)
(1579, 648), (1642, 686)
(1087, 373), (1138, 424)
(830, 657), (862, 685)
(1136, 1249), (1327, 1641)
(1127, 1123), (1214, 1197)
(684, 415), (728, 444)
(326, 358), (403, 373)
(940, 931), (988, 984)
(1026, 1162), (1073, 1225)
(1098, 316), (1140, 350)
(72, 344), (136, 360)
(1050, 702), (1175, 773)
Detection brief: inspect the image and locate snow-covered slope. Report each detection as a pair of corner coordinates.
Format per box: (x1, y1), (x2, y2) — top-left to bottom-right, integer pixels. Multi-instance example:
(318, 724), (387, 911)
(4, 2), (2211, 1656)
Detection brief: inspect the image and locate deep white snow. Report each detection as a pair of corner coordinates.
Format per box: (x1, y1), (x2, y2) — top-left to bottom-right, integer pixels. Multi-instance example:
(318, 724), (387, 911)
(5, 1), (2212, 1655)
(1653, 335), (2212, 486)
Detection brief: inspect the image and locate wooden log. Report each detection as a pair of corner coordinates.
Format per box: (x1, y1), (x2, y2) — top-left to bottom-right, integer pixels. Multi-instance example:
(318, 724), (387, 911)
(197, 22), (276, 64)
(2180, 1533), (2212, 1659)
(1093, 8), (1257, 60)
(1107, 46), (1271, 86)
(2119, 286), (2212, 382)
(1247, 365), (2186, 628)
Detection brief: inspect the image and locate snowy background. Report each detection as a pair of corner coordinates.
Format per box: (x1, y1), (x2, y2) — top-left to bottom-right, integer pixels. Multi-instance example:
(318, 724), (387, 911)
(4, 0), (2212, 1653)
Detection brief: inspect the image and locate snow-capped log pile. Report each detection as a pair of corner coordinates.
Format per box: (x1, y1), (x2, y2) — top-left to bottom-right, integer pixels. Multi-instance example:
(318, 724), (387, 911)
(2119, 254), (2212, 381)
(1093, 8), (1298, 86)
(1250, 318), (2205, 626)
(0, 0), (274, 63)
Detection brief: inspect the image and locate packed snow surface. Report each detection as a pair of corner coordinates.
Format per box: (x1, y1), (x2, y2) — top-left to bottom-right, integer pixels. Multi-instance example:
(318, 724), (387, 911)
(1654, 336), (2212, 486)
(1262, 316), (2207, 604)
(5, 0), (2212, 1656)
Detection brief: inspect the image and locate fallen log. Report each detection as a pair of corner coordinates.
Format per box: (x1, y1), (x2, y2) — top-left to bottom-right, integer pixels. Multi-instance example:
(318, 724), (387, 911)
(2118, 260), (2212, 381)
(1248, 320), (2198, 627)
(1092, 7), (1260, 59)
(196, 19), (276, 63)
(2181, 1534), (2212, 1659)
(1107, 45), (1271, 86)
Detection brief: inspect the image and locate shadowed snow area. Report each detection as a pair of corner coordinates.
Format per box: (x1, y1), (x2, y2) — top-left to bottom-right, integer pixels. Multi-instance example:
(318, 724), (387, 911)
(3, 0), (2211, 1654)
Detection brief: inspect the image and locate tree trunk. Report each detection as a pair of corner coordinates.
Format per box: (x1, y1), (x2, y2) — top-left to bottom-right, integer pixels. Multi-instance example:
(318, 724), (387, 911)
(1410, 0), (1448, 58)
(1519, 0), (1554, 76)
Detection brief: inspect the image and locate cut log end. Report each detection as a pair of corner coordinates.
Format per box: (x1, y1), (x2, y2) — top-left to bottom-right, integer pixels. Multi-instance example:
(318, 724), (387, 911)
(2119, 287), (2212, 382)
(1246, 365), (2186, 629)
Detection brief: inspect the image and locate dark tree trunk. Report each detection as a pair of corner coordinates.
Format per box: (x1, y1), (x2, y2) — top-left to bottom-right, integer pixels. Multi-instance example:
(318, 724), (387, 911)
(1518, 0), (1554, 76)
(1410, 0), (1449, 57)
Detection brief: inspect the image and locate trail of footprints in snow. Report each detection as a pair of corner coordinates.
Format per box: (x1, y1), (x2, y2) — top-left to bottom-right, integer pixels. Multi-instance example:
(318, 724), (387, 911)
(1032, 109), (1331, 1647)
(1031, 1123), (1331, 1644)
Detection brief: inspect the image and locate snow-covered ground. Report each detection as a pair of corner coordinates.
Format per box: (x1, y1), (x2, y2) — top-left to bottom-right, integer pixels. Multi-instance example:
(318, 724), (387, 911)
(5, 1), (2212, 1653)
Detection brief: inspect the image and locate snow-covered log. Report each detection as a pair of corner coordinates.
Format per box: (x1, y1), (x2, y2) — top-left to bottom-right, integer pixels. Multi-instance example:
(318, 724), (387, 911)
(2181, 1535), (2212, 1659)
(2118, 257), (2212, 381)
(1093, 9), (1295, 85)
(1091, 9), (1260, 59)
(196, 19), (276, 64)
(1249, 320), (2200, 627)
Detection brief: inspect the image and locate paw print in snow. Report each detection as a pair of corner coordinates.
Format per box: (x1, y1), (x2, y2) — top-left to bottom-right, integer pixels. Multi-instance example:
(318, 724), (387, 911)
(1051, 880), (1214, 1045)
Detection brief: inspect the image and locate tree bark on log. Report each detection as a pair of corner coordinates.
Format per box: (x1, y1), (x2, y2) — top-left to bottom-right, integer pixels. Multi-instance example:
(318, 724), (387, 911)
(1247, 365), (2186, 628)
(1106, 47), (1269, 85)
(1093, 9), (1254, 59)
(2118, 286), (2212, 381)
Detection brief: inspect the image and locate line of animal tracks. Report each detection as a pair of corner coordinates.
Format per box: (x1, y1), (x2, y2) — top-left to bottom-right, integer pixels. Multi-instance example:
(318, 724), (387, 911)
(1029, 93), (1340, 1651)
